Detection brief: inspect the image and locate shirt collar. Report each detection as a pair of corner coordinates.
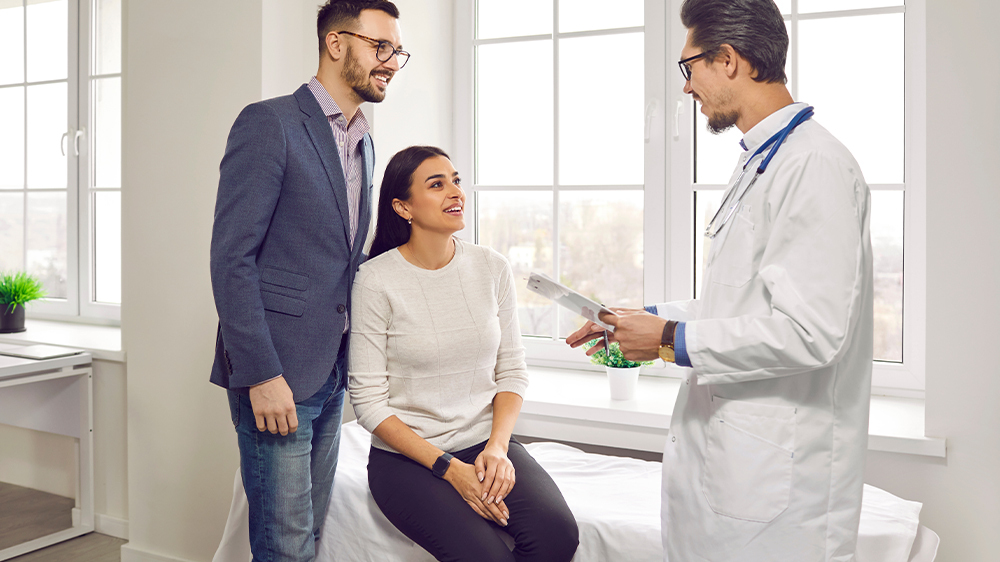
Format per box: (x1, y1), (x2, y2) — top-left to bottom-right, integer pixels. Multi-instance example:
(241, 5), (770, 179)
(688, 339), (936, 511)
(306, 76), (371, 135)
(739, 102), (809, 152)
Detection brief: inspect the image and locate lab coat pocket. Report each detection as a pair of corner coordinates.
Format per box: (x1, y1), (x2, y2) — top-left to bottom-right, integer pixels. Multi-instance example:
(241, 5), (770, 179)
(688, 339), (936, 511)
(702, 397), (796, 523)
(713, 209), (754, 288)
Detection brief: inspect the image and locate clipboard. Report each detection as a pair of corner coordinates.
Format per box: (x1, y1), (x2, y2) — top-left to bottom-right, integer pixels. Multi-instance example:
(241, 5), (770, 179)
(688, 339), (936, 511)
(525, 272), (615, 332)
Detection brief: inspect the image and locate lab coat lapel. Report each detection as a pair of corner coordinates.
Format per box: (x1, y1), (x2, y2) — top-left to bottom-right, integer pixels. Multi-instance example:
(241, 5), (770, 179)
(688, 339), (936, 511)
(296, 86), (352, 246)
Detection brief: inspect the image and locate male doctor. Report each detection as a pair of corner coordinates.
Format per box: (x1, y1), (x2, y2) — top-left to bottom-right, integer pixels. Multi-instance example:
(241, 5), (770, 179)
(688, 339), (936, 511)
(567, 0), (874, 560)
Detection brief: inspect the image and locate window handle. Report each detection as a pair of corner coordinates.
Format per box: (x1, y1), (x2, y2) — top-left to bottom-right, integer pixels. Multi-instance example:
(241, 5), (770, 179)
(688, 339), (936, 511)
(73, 128), (85, 156)
(644, 99), (660, 142)
(673, 100), (684, 140)
(61, 130), (71, 156)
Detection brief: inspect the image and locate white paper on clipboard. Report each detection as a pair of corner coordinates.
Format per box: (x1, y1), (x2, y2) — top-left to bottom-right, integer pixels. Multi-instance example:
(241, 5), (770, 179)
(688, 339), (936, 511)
(525, 272), (616, 332)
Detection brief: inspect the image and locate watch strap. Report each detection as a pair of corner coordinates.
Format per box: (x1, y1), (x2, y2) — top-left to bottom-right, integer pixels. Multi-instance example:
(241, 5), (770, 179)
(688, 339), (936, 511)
(432, 452), (454, 479)
(661, 320), (677, 348)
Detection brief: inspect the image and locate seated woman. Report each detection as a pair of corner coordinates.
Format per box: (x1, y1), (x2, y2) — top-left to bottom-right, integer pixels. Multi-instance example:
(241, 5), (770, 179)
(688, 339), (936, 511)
(348, 146), (579, 562)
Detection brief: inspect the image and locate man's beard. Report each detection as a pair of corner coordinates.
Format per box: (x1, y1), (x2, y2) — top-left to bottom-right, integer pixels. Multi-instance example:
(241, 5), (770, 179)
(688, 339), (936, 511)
(342, 46), (387, 103)
(707, 110), (739, 134)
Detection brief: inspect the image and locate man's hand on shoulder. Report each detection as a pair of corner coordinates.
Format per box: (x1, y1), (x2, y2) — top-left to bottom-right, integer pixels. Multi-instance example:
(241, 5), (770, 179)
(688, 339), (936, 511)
(249, 376), (298, 436)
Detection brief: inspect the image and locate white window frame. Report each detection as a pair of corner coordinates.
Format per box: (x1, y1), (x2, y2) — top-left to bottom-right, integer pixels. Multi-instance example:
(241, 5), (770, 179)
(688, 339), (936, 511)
(26, 0), (121, 324)
(455, 0), (926, 396)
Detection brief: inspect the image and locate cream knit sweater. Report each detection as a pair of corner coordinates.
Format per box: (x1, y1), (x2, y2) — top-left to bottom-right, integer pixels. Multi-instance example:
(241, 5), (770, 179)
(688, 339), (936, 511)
(348, 239), (529, 453)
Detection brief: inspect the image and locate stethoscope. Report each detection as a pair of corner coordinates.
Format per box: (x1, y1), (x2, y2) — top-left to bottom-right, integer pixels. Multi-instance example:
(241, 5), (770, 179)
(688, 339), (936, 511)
(704, 105), (814, 239)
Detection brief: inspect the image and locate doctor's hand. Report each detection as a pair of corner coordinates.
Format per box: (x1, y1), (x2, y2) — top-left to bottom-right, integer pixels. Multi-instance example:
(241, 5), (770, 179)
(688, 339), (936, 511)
(567, 309), (666, 362)
(444, 460), (510, 527)
(248, 376), (298, 436)
(475, 442), (516, 508)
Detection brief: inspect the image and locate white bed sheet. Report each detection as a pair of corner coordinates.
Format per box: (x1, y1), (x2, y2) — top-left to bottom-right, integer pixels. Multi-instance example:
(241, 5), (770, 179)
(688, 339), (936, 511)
(214, 421), (937, 562)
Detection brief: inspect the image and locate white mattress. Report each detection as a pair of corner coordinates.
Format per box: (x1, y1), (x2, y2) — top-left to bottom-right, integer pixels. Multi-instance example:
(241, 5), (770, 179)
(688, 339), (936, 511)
(214, 421), (938, 562)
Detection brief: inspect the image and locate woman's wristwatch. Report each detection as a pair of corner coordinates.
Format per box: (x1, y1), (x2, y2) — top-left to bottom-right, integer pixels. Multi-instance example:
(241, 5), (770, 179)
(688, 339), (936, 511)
(432, 452), (454, 479)
(659, 320), (678, 363)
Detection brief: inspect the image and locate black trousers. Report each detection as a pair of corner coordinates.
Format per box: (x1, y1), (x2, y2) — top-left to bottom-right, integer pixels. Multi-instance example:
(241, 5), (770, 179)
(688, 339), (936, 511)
(368, 439), (579, 562)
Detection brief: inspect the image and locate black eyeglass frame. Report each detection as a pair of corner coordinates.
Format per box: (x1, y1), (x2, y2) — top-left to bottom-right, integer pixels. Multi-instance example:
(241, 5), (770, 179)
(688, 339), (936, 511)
(336, 30), (410, 68)
(678, 51), (711, 81)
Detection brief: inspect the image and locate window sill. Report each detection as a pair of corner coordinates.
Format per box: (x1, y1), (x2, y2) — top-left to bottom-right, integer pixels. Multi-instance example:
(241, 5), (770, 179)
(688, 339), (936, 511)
(0, 319), (124, 363)
(517, 366), (946, 458)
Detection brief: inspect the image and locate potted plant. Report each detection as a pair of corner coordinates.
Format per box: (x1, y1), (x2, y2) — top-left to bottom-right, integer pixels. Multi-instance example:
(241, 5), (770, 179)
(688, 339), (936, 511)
(0, 271), (47, 334)
(583, 339), (654, 400)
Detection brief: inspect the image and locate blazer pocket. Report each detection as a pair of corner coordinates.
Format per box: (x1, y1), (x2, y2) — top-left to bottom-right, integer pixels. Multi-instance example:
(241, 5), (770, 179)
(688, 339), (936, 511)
(261, 290), (306, 317)
(260, 266), (310, 291)
(702, 396), (796, 523)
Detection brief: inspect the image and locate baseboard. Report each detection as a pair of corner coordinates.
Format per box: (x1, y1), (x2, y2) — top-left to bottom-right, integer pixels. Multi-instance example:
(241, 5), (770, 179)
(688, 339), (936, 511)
(69, 508), (129, 539)
(120, 544), (195, 562)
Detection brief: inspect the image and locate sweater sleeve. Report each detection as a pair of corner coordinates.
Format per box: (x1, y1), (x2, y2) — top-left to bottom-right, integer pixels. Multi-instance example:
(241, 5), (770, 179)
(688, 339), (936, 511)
(347, 267), (395, 433)
(492, 255), (529, 397)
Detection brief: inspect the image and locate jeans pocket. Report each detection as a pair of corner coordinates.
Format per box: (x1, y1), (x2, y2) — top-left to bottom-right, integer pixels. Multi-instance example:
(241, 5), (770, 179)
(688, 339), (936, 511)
(227, 390), (241, 427)
(701, 397), (796, 523)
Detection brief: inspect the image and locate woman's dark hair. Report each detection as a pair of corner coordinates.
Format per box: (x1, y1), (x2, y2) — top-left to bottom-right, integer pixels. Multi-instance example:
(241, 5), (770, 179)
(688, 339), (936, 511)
(680, 0), (788, 84)
(317, 0), (400, 57)
(367, 146), (451, 260)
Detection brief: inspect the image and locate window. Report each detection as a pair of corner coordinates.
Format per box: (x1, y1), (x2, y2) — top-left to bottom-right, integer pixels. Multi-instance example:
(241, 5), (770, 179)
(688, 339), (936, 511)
(0, 0), (122, 322)
(457, 0), (925, 394)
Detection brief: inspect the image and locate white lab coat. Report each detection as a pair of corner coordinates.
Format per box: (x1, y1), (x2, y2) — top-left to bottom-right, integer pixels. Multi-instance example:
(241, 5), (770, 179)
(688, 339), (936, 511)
(655, 103), (874, 562)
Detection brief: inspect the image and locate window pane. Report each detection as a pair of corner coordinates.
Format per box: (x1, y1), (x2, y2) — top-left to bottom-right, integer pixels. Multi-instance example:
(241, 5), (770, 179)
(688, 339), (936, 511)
(694, 190), (723, 299)
(798, 13), (903, 184)
(93, 76), (120, 188)
(0, 192), (24, 271)
(872, 191), (903, 362)
(0, 86), (25, 189)
(476, 191), (554, 337)
(799, 0), (903, 13)
(558, 0), (642, 33)
(94, 190), (120, 304)
(94, 0), (121, 75)
(477, 41), (553, 186)
(694, 102), (743, 185)
(0, 3), (24, 85)
(775, 0), (791, 13)
(26, 0), (67, 83)
(477, 0), (552, 40)
(558, 190), (643, 337)
(26, 190), (66, 299)
(559, 33), (643, 186)
(26, 81), (66, 189)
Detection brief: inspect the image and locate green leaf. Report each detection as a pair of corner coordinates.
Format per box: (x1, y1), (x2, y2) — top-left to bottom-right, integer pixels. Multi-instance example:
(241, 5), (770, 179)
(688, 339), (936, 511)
(0, 271), (47, 310)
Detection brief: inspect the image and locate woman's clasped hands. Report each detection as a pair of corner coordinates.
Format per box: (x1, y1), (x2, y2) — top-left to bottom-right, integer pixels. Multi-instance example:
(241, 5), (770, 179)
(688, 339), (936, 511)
(443, 442), (516, 527)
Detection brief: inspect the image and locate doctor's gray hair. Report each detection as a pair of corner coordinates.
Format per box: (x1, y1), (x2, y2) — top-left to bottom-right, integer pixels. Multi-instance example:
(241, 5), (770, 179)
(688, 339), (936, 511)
(681, 0), (788, 84)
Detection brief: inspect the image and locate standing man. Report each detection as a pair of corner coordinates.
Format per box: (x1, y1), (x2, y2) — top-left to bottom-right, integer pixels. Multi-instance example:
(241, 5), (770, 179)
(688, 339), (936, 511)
(568, 0), (873, 560)
(210, 1), (406, 559)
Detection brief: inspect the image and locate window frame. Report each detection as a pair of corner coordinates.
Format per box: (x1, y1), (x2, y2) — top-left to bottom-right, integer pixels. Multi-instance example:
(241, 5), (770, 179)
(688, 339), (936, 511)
(21, 0), (121, 324)
(455, 0), (926, 395)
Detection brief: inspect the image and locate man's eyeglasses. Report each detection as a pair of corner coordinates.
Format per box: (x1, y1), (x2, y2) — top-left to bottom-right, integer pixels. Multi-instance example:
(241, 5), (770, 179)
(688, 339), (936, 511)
(678, 51), (710, 81)
(337, 31), (410, 68)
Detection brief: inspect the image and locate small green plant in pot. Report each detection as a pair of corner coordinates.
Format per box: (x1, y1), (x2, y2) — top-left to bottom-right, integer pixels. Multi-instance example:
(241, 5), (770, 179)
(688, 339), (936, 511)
(583, 339), (654, 400)
(0, 271), (47, 334)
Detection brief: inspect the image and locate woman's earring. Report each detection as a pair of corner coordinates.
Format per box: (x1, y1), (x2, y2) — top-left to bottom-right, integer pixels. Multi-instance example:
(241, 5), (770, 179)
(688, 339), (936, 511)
(407, 218), (412, 225)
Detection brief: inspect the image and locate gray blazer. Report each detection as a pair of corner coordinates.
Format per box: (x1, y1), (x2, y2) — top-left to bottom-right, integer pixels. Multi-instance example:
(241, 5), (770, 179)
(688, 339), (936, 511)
(210, 84), (374, 402)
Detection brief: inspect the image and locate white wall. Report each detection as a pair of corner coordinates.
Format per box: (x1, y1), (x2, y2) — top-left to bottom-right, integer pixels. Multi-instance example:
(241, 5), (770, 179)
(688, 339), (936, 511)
(862, 1), (1000, 560)
(121, 0), (262, 559)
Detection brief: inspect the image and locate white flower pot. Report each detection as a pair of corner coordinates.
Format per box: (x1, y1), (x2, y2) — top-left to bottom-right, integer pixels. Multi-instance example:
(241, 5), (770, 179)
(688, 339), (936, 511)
(605, 366), (641, 400)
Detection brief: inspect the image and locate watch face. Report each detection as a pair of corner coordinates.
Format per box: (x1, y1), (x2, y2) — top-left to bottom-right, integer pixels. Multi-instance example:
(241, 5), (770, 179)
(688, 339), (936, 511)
(659, 345), (675, 363)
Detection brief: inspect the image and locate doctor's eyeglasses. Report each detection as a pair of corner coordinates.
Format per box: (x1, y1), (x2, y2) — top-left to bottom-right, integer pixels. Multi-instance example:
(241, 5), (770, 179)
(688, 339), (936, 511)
(337, 31), (410, 68)
(678, 51), (710, 81)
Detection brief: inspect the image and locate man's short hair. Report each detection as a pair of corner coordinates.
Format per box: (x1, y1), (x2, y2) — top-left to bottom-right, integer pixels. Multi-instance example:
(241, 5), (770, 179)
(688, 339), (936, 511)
(680, 0), (788, 84)
(317, 0), (400, 57)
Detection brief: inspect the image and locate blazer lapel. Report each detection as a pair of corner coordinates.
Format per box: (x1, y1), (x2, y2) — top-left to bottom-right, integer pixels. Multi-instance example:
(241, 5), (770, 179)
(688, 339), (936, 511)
(296, 86), (352, 246)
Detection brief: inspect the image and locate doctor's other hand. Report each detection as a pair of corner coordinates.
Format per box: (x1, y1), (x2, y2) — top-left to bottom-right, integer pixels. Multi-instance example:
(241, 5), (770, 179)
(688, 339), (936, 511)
(248, 375), (299, 436)
(445, 459), (510, 527)
(579, 309), (665, 362)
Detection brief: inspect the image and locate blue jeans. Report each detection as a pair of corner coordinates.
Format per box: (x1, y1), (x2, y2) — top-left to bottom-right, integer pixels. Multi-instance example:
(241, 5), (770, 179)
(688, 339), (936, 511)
(228, 347), (346, 562)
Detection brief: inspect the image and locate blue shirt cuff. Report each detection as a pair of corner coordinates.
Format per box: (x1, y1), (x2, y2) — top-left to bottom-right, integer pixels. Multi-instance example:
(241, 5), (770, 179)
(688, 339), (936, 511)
(674, 322), (691, 367)
(644, 304), (658, 315)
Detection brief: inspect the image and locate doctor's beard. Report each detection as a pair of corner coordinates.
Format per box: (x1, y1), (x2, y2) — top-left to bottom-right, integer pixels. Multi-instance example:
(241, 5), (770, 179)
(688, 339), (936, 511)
(708, 109), (739, 134)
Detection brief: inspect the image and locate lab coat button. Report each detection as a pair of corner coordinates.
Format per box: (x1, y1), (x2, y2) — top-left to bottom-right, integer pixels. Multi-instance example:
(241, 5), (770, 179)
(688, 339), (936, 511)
(671, 436), (676, 442)
(337, 304), (346, 314)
